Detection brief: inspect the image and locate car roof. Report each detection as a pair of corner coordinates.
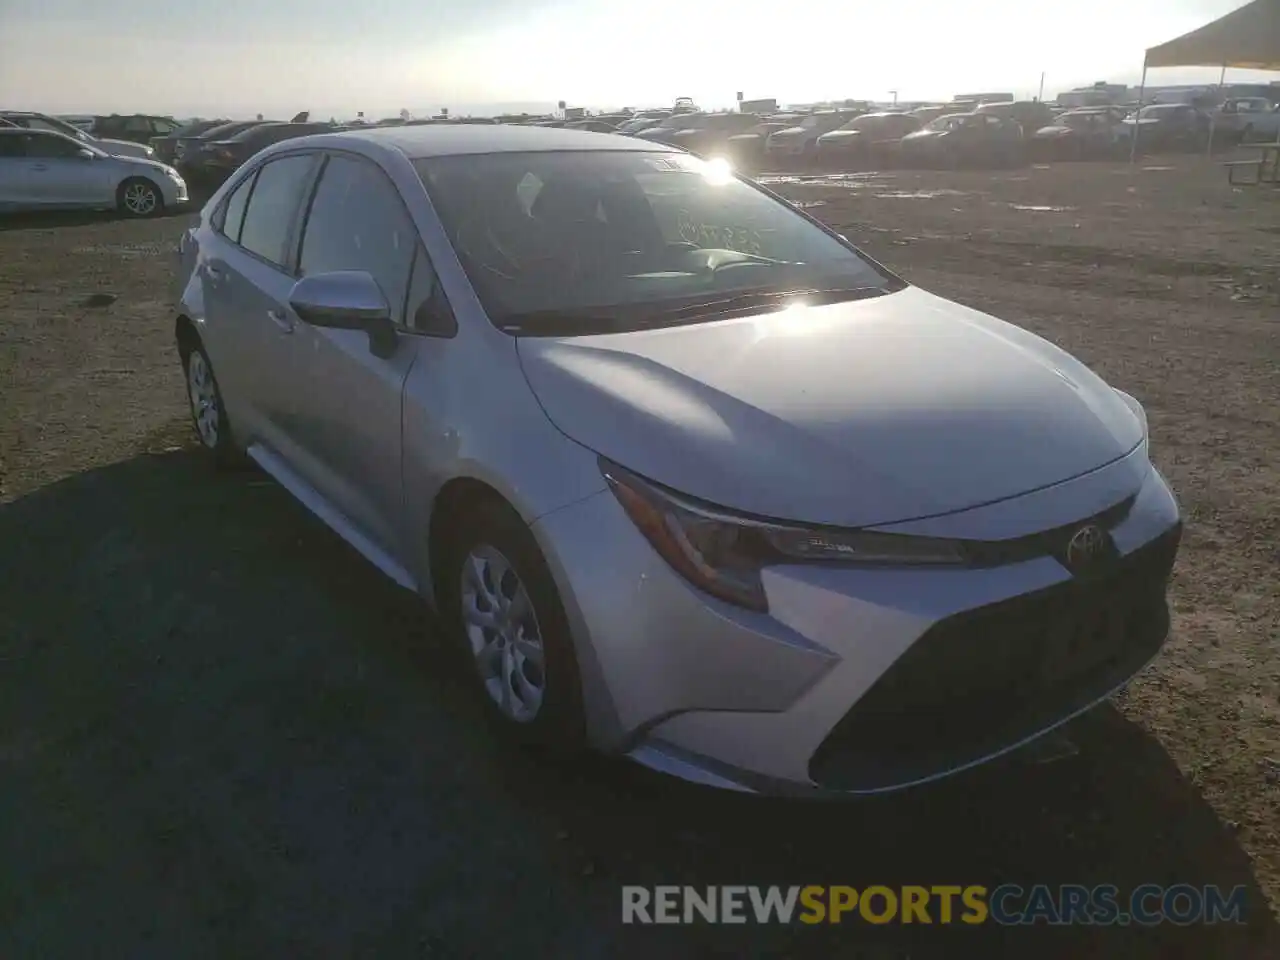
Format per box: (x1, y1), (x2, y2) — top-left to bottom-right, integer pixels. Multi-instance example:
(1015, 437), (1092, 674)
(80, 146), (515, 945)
(310, 123), (679, 158)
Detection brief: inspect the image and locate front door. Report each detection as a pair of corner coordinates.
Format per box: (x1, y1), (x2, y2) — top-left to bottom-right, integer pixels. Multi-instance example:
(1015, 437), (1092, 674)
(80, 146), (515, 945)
(276, 151), (424, 566)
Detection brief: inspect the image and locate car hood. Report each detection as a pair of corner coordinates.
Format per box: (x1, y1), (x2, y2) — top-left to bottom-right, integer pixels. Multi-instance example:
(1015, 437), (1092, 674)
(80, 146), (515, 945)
(818, 129), (864, 142)
(515, 287), (1143, 528)
(902, 129), (945, 142)
(116, 154), (178, 175)
(1033, 125), (1072, 137)
(770, 127), (806, 139)
(96, 137), (152, 158)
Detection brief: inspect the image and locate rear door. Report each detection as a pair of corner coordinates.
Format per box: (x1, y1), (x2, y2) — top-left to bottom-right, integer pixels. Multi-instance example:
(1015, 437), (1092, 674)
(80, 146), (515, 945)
(199, 152), (320, 452)
(279, 151), (427, 562)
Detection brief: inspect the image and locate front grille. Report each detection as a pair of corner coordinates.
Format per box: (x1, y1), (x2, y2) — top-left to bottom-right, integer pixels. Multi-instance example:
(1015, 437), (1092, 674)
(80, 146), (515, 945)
(960, 493), (1135, 568)
(808, 524), (1181, 791)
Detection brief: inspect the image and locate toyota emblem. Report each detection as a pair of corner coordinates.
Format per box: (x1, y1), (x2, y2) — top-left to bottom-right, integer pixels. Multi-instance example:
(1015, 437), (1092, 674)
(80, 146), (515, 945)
(1065, 523), (1111, 572)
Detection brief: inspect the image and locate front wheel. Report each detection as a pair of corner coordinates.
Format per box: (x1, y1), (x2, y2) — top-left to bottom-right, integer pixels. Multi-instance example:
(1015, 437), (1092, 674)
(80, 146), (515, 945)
(440, 501), (585, 749)
(117, 178), (163, 218)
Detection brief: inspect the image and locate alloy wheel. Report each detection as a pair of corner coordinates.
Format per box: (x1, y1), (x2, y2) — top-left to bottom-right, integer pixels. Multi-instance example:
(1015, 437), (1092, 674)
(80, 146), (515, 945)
(122, 182), (158, 216)
(186, 350), (219, 448)
(459, 544), (546, 723)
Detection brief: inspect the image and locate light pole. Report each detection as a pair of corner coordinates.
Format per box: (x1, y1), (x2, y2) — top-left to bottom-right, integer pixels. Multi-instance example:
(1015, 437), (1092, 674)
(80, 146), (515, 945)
(889, 90), (898, 106)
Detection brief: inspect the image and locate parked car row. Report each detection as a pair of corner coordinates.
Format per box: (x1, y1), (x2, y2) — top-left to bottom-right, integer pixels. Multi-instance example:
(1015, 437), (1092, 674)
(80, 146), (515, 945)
(9, 91), (1276, 221)
(1, 110), (157, 159)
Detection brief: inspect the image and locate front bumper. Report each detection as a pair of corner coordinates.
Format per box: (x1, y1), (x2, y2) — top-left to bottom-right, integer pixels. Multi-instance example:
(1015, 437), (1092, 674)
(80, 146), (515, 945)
(160, 175), (189, 206)
(532, 456), (1181, 795)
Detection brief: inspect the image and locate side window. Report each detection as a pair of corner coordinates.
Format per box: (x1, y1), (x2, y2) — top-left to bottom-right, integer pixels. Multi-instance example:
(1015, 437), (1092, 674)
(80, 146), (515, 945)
(298, 154), (415, 324)
(124, 117), (151, 135)
(214, 171), (256, 242)
(237, 154), (316, 268)
(26, 134), (84, 158)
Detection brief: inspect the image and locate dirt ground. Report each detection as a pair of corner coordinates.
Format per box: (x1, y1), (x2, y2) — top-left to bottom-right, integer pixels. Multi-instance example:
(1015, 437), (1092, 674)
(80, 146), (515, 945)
(1, 155), (1277, 959)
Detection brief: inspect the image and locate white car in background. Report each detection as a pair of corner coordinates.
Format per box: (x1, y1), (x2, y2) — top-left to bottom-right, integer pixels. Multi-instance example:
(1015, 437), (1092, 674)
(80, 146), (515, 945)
(1211, 97), (1280, 142)
(1, 111), (157, 159)
(0, 129), (187, 217)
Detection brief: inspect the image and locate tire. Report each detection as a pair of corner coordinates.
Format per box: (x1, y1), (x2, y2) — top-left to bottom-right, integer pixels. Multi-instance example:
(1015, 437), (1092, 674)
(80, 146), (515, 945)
(438, 500), (586, 750)
(180, 338), (239, 468)
(117, 177), (163, 218)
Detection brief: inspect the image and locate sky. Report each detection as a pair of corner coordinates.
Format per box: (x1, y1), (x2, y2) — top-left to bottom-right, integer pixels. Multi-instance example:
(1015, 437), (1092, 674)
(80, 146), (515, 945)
(1, 0), (1277, 119)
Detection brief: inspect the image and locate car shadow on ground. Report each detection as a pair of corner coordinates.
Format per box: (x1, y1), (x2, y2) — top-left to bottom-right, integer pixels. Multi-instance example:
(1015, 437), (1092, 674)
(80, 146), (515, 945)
(1, 445), (1276, 959)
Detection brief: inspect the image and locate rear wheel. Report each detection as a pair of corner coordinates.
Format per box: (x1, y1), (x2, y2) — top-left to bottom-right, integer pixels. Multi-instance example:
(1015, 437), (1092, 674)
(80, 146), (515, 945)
(117, 178), (162, 218)
(181, 338), (239, 468)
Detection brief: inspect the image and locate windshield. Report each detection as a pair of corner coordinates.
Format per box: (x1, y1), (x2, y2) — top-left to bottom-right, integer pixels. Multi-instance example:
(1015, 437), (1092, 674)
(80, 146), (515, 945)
(415, 150), (897, 333)
(19, 115), (92, 142)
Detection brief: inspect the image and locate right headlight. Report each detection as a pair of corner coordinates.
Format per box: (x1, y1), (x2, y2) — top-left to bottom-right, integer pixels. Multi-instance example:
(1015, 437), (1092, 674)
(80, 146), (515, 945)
(601, 459), (967, 613)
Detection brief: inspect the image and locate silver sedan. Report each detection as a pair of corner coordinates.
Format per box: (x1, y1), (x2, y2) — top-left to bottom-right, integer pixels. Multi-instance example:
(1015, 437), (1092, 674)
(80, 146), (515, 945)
(173, 125), (1181, 795)
(0, 129), (187, 217)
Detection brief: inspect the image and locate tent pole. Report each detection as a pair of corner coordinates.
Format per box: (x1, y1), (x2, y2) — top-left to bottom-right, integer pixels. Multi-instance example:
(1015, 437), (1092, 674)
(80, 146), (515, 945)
(1208, 64), (1227, 157)
(1130, 64), (1148, 164)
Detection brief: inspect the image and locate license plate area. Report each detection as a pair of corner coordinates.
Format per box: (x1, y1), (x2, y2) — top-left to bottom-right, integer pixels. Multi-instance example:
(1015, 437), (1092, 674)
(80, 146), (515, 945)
(1038, 590), (1130, 685)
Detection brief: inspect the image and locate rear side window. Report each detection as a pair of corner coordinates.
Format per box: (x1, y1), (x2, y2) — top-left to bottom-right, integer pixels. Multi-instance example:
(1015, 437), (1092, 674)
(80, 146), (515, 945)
(237, 154), (316, 268)
(298, 154), (415, 323)
(214, 172), (255, 242)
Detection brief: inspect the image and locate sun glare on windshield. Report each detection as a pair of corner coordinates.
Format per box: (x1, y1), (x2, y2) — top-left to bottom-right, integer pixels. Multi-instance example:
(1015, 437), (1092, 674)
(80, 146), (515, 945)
(700, 156), (734, 185)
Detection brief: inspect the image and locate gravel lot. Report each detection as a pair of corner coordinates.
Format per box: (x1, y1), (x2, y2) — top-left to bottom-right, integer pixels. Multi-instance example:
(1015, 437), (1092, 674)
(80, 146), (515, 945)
(1, 156), (1277, 958)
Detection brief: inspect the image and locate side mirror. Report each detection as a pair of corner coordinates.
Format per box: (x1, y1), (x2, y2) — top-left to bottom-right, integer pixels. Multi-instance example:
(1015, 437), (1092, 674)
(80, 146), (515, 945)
(288, 271), (398, 356)
(77, 148), (97, 160)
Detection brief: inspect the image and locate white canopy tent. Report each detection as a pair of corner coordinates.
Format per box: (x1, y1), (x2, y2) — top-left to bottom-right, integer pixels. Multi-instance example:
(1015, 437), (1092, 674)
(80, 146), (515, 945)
(1131, 0), (1280, 159)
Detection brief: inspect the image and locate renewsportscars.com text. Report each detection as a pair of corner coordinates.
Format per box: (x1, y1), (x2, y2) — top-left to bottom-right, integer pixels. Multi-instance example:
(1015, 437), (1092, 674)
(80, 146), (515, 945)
(621, 884), (1246, 926)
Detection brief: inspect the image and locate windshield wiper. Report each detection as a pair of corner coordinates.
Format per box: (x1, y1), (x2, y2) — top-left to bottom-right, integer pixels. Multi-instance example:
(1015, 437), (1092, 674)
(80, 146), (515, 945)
(642, 285), (891, 324)
(496, 285), (893, 336)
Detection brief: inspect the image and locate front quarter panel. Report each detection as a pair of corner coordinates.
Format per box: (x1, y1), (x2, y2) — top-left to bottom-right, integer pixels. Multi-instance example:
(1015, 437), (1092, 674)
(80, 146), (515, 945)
(400, 332), (608, 606)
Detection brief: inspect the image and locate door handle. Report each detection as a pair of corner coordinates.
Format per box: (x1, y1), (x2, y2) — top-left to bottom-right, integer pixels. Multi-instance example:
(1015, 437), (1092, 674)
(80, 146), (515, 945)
(30, 164), (49, 172)
(267, 308), (294, 333)
(205, 263), (224, 280)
